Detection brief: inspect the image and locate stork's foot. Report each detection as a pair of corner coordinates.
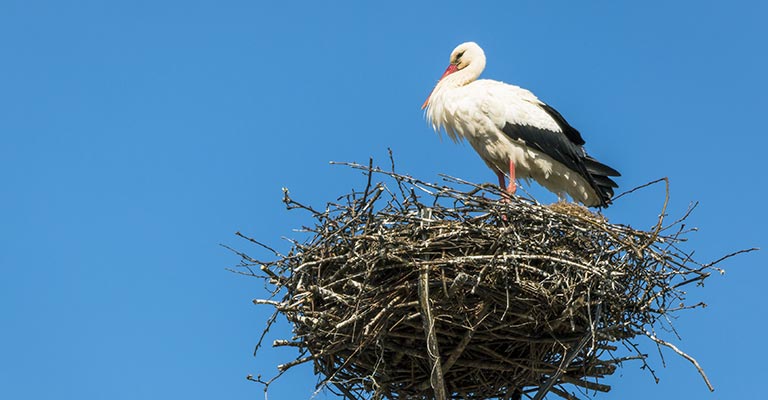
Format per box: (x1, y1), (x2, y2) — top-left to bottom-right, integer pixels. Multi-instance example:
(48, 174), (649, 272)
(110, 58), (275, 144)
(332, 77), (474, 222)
(506, 180), (517, 195)
(499, 181), (517, 204)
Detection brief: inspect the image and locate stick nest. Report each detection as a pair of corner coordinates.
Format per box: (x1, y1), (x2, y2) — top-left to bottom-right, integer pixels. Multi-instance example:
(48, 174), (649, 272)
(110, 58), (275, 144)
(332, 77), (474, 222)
(235, 160), (747, 400)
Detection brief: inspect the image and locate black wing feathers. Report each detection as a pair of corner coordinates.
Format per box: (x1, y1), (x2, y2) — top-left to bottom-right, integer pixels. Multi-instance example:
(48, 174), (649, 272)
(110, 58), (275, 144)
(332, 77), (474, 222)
(539, 103), (586, 146)
(501, 102), (620, 207)
(583, 157), (621, 177)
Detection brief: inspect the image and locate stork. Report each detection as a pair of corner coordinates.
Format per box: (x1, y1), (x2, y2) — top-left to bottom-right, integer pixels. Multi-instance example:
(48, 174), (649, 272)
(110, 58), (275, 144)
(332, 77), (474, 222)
(422, 42), (620, 207)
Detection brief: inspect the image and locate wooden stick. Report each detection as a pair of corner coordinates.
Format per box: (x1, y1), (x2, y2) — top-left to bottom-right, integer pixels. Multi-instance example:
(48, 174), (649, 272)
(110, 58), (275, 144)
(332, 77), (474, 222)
(419, 265), (448, 400)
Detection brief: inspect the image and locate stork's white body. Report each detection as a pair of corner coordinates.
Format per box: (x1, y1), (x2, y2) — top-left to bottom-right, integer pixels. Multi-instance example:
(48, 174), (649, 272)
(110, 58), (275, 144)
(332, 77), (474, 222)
(423, 42), (619, 207)
(426, 80), (599, 205)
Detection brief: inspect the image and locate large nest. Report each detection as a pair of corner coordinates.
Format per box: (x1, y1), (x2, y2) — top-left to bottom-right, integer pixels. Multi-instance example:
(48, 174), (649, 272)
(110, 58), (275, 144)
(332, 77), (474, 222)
(234, 160), (749, 400)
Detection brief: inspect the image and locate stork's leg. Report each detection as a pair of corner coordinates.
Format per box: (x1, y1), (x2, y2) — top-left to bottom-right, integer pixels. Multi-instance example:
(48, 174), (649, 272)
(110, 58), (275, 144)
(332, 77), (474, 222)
(496, 169), (512, 208)
(507, 159), (517, 194)
(495, 170), (510, 222)
(496, 170), (506, 190)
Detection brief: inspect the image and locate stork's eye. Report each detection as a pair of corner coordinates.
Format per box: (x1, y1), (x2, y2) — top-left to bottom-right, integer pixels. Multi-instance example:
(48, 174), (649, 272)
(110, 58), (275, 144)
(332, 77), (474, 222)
(456, 51), (465, 59)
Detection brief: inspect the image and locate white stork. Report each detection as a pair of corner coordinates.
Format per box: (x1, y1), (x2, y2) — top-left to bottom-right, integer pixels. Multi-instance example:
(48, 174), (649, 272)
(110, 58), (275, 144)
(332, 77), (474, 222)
(422, 42), (620, 207)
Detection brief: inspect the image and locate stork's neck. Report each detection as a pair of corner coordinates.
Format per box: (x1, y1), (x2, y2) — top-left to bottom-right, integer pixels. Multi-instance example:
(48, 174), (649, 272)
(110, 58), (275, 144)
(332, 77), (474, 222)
(425, 56), (486, 134)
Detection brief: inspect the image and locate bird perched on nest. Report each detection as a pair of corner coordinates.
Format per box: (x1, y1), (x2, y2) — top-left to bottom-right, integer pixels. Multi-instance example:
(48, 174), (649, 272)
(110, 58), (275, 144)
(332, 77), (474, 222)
(422, 42), (620, 208)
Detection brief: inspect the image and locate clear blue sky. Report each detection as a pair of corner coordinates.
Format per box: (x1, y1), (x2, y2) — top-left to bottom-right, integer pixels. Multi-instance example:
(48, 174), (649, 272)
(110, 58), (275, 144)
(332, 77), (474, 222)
(2, 1), (765, 399)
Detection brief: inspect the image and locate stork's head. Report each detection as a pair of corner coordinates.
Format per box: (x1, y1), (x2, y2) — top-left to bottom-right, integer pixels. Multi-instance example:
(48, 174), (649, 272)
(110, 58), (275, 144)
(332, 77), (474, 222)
(422, 42), (487, 109)
(449, 42), (485, 71)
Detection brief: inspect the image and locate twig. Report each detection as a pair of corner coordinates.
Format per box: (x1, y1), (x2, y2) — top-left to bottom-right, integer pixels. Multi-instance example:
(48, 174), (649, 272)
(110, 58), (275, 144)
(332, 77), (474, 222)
(641, 328), (714, 392)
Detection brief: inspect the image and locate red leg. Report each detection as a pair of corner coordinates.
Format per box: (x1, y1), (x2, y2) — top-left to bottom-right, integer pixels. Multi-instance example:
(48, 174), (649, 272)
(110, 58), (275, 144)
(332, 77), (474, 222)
(495, 170), (511, 208)
(495, 170), (510, 221)
(507, 159), (517, 194)
(496, 170), (506, 190)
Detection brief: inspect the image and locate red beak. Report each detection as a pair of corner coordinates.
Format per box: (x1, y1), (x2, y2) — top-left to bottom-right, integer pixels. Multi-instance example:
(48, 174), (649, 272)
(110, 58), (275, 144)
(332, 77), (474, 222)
(421, 64), (459, 110)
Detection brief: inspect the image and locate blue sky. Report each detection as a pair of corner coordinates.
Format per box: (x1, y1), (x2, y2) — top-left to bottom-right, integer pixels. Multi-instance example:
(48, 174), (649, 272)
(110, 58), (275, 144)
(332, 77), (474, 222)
(1, 1), (765, 399)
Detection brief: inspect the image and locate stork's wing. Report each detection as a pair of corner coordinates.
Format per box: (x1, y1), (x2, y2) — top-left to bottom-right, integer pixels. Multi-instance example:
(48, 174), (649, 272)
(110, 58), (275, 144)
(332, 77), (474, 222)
(538, 103), (585, 146)
(498, 98), (620, 206)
